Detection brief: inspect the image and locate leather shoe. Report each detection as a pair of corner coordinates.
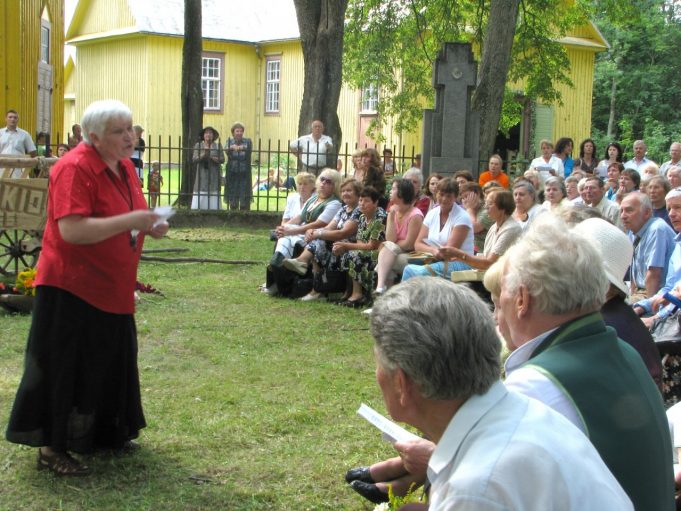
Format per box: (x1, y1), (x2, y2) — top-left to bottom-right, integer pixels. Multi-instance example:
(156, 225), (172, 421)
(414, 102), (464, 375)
(345, 466), (374, 484)
(349, 480), (388, 504)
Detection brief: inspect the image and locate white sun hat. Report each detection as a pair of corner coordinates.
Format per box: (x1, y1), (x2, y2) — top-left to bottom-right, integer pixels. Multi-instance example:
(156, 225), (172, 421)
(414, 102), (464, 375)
(572, 217), (633, 296)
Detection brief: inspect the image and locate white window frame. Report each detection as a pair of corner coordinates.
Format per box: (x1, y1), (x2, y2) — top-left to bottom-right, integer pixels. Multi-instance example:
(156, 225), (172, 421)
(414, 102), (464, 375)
(201, 53), (223, 112)
(361, 83), (379, 113)
(265, 56), (281, 114)
(40, 21), (50, 63)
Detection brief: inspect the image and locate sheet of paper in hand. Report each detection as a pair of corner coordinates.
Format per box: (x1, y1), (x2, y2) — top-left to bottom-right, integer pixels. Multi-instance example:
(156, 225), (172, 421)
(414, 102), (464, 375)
(357, 403), (421, 443)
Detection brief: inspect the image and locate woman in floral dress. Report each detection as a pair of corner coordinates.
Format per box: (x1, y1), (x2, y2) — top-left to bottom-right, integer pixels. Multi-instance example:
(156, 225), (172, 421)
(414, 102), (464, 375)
(333, 186), (387, 307)
(282, 178), (362, 301)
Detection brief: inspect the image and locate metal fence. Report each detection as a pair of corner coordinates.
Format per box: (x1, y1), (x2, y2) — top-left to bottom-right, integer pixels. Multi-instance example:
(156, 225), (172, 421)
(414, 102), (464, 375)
(42, 137), (533, 213)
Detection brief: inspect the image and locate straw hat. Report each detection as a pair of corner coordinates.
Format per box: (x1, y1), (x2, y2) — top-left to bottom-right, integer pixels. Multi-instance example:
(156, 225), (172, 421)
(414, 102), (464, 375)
(200, 126), (219, 140)
(572, 218), (633, 296)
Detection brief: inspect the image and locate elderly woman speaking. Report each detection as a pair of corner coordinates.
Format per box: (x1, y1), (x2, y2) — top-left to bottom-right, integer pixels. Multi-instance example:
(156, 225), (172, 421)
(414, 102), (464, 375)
(5, 100), (168, 476)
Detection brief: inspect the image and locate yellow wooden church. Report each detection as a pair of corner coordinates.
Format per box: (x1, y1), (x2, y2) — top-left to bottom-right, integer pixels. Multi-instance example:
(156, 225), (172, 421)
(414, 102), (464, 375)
(65, 0), (607, 165)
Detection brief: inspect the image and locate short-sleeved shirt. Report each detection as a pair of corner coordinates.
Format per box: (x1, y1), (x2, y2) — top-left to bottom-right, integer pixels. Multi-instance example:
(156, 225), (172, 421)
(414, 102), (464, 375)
(300, 194), (342, 224)
(624, 157), (656, 171)
(283, 193), (304, 221)
(630, 217), (676, 290)
(478, 170), (510, 188)
(0, 127), (36, 156)
(423, 204), (474, 254)
(483, 217), (522, 257)
(36, 143), (148, 314)
(530, 155), (564, 181)
(661, 160), (681, 177)
(289, 134), (333, 169)
(427, 382), (633, 511)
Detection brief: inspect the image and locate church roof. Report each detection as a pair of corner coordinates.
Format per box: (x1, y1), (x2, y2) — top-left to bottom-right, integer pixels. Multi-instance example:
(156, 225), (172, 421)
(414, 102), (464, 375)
(67, 0), (300, 44)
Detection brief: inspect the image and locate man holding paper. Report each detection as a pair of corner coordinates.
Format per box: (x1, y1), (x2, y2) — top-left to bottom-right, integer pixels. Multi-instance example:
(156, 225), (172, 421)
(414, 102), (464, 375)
(362, 278), (632, 510)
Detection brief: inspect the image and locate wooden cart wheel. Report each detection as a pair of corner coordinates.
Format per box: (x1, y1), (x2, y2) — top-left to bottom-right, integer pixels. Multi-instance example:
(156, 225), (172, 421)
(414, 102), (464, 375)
(0, 229), (42, 277)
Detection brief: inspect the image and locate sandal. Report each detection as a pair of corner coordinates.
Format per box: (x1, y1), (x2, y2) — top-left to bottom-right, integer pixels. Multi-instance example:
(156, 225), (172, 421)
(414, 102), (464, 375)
(37, 448), (90, 476)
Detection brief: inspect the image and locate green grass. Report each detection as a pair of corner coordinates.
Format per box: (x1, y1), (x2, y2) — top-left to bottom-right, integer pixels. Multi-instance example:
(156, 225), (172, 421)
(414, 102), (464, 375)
(0, 226), (398, 510)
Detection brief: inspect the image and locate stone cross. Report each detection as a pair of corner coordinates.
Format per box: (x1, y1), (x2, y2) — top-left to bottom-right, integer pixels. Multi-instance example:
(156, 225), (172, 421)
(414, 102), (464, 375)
(422, 43), (480, 177)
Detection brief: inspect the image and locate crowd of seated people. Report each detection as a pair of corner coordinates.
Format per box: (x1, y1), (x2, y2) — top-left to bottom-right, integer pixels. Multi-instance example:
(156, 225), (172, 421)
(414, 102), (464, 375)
(260, 139), (681, 508)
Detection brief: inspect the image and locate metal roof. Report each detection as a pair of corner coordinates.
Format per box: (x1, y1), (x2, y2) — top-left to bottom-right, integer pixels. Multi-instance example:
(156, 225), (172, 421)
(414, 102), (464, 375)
(68, 0), (300, 43)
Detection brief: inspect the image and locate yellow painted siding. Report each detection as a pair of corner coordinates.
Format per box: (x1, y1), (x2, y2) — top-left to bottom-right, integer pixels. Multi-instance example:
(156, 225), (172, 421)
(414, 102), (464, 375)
(74, 36), (148, 128)
(255, 43), (420, 157)
(336, 86), (359, 151)
(203, 40), (258, 145)
(77, 0), (134, 37)
(551, 47), (596, 147)
(63, 99), (76, 136)
(144, 36), (181, 142)
(257, 41), (303, 147)
(1, 0), (64, 141)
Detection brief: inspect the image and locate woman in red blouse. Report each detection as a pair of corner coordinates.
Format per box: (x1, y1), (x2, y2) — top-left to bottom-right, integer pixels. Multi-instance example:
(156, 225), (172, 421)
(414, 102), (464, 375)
(6, 100), (169, 476)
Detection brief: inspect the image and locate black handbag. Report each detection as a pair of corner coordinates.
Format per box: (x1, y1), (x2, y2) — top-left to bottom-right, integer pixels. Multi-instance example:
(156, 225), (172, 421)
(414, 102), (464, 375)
(313, 269), (347, 294)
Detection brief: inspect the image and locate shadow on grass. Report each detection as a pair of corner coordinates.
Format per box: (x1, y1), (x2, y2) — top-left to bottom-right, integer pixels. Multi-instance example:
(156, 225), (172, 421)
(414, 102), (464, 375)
(3, 444), (284, 510)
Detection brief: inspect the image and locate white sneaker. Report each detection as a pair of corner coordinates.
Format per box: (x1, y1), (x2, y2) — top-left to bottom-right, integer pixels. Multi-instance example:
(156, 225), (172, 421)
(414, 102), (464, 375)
(261, 284), (278, 295)
(300, 292), (323, 302)
(362, 308), (373, 315)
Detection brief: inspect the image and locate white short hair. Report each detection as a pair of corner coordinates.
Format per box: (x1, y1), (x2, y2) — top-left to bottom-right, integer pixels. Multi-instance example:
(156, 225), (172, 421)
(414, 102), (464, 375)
(503, 215), (608, 315)
(403, 167), (424, 187)
(81, 100), (133, 144)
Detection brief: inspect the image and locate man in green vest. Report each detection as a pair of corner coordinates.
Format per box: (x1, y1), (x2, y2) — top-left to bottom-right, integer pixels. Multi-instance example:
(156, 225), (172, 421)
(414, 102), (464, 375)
(499, 215), (674, 510)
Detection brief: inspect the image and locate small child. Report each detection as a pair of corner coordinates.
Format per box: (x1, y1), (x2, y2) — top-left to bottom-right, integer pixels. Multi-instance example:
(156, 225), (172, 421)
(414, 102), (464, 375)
(147, 161), (163, 207)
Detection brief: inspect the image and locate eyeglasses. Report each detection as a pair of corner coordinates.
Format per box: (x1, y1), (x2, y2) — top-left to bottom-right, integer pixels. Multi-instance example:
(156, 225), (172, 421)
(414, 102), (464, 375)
(320, 177), (333, 185)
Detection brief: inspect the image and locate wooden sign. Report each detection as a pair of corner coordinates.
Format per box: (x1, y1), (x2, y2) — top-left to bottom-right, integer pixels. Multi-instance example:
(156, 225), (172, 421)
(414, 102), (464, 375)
(0, 178), (49, 230)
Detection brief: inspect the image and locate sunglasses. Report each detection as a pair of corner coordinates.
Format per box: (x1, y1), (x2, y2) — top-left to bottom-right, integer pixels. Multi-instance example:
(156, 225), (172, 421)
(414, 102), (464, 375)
(320, 177), (333, 185)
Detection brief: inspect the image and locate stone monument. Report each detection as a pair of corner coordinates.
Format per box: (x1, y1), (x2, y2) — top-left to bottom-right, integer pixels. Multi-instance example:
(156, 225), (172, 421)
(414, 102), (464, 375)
(422, 43), (480, 177)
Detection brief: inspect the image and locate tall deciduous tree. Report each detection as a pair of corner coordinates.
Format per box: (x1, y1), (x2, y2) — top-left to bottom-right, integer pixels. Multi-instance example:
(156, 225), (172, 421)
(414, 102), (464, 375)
(293, 0), (349, 156)
(178, 0), (203, 207)
(473, 0), (521, 161)
(344, 0), (587, 161)
(591, 0), (681, 160)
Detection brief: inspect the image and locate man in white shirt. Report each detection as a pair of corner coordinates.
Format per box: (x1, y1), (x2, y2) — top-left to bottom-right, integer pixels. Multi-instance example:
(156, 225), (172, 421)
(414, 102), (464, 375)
(529, 138), (564, 181)
(366, 278), (633, 511)
(498, 215), (674, 510)
(625, 139), (656, 171)
(0, 109), (37, 178)
(289, 120), (333, 175)
(661, 142), (681, 177)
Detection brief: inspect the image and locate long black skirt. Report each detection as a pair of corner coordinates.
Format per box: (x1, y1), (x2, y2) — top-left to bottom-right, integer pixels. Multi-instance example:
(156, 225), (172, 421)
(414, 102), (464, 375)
(5, 286), (146, 453)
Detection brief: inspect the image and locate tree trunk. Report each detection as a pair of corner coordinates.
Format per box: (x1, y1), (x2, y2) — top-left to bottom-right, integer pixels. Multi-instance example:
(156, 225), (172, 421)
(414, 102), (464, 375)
(473, 0), (521, 163)
(607, 74), (617, 140)
(293, 0), (349, 164)
(177, 0), (203, 207)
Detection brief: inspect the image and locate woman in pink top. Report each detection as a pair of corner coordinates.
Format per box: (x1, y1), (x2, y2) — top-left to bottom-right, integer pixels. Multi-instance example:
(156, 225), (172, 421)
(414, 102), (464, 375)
(374, 179), (424, 293)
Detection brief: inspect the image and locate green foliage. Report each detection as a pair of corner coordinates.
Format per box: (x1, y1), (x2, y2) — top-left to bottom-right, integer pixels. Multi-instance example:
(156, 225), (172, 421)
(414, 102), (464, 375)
(344, 0), (592, 137)
(591, 0), (681, 160)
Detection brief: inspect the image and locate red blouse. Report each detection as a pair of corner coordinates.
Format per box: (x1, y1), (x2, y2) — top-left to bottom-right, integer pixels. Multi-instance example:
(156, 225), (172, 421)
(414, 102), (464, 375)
(36, 143), (148, 314)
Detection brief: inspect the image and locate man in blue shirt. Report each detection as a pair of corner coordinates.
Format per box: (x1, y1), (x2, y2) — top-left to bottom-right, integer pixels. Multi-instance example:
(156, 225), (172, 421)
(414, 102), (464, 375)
(621, 192), (675, 300)
(634, 188), (681, 327)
